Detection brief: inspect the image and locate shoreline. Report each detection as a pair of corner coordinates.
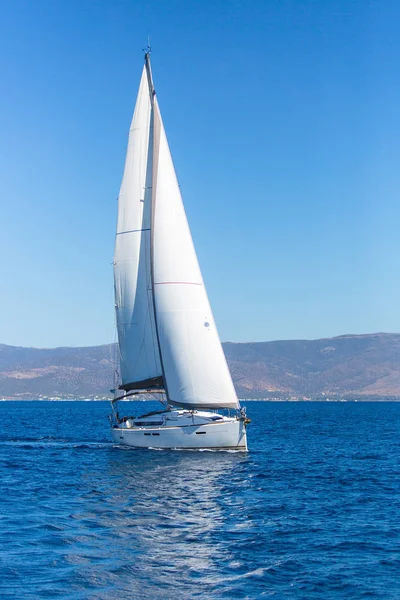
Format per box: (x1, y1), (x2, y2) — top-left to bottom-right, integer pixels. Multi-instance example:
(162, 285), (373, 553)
(1, 397), (400, 402)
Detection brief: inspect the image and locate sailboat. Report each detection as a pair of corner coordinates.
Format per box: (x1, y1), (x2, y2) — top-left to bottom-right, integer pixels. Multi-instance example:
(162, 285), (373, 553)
(110, 50), (248, 450)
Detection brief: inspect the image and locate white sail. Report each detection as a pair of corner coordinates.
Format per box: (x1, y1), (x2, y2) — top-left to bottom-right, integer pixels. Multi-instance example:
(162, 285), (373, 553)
(113, 67), (163, 390)
(151, 99), (239, 409)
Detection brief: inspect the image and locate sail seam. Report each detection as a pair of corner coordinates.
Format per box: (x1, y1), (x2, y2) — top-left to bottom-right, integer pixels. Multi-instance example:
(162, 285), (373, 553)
(154, 282), (203, 286)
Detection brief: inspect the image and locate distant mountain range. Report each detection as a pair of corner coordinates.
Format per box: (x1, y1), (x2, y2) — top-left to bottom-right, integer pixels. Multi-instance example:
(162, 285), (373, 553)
(1, 333), (400, 400)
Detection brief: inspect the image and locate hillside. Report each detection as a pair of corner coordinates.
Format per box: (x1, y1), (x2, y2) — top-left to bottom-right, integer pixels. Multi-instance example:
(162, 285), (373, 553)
(1, 333), (400, 399)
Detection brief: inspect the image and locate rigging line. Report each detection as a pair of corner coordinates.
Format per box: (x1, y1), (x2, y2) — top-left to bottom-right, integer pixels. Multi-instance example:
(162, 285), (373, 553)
(116, 228), (151, 235)
(144, 104), (164, 385)
(149, 100), (170, 402)
(143, 115), (161, 377)
(111, 293), (120, 395)
(145, 234), (160, 374)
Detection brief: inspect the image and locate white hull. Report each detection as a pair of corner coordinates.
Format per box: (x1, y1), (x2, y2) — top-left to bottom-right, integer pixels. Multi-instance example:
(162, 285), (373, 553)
(111, 410), (247, 451)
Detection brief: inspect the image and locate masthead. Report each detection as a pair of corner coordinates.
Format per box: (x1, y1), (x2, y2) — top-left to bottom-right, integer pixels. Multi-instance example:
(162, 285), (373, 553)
(143, 38), (155, 98)
(143, 36), (151, 60)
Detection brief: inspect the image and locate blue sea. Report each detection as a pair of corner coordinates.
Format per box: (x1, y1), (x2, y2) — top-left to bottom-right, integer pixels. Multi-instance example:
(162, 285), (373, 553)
(0, 401), (399, 599)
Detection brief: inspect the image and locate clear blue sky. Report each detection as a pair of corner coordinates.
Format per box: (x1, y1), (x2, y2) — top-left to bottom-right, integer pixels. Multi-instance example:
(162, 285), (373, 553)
(1, 0), (400, 348)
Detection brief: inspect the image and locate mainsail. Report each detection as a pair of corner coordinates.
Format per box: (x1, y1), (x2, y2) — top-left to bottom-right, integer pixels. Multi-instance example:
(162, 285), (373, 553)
(113, 67), (163, 390)
(114, 54), (239, 410)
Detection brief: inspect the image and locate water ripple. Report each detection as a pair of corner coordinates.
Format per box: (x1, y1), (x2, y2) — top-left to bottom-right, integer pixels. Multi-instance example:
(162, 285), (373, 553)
(0, 401), (399, 599)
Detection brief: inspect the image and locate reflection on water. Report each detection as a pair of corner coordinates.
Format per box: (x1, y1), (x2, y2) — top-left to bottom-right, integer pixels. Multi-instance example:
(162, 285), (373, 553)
(76, 449), (249, 598)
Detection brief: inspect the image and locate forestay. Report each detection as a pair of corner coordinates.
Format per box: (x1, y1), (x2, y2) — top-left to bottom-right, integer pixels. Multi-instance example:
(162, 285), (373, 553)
(113, 68), (163, 390)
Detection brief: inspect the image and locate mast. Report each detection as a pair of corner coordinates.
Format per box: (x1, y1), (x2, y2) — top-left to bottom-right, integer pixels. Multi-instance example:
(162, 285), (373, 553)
(144, 47), (155, 98)
(113, 54), (163, 393)
(144, 49), (170, 402)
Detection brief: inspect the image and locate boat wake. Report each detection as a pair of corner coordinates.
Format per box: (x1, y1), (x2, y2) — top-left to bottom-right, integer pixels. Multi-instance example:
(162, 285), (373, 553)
(0, 439), (113, 450)
(112, 444), (245, 453)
